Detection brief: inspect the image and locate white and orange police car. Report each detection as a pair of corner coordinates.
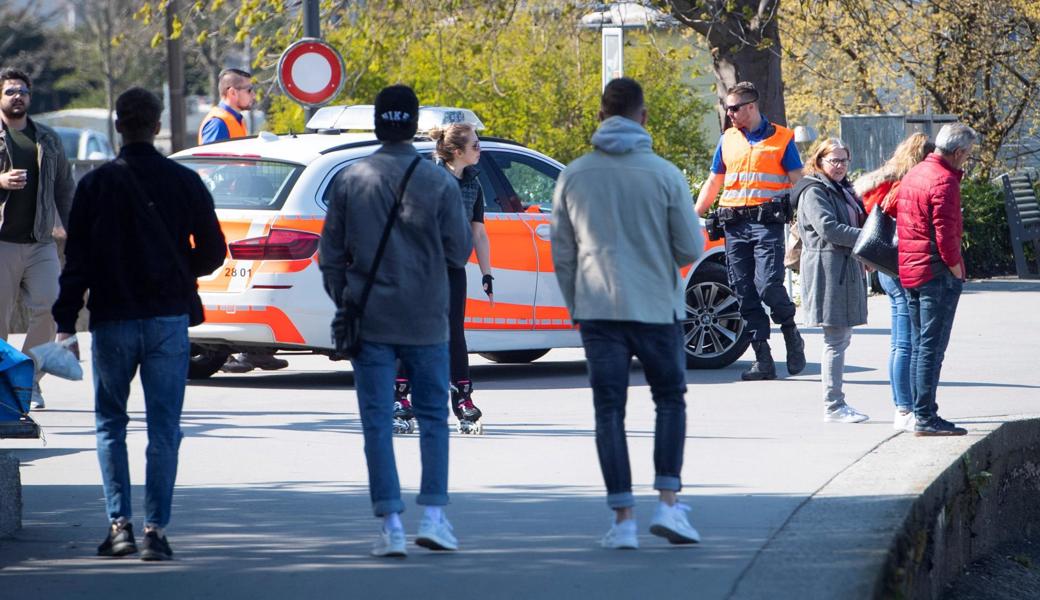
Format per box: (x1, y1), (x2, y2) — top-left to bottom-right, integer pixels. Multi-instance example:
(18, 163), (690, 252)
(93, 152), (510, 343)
(171, 106), (748, 378)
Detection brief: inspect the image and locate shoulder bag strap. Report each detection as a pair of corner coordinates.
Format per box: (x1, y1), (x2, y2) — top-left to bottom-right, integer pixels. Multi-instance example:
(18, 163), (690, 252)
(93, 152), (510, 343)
(355, 155), (422, 316)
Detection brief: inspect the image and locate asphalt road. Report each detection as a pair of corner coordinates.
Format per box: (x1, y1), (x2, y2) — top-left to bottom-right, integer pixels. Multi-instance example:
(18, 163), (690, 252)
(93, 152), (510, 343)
(1, 279), (1038, 599)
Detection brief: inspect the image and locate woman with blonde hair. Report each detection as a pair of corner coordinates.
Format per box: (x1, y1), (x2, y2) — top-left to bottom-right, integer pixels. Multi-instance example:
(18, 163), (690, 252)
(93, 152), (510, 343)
(793, 137), (869, 423)
(394, 122), (494, 434)
(853, 133), (934, 432)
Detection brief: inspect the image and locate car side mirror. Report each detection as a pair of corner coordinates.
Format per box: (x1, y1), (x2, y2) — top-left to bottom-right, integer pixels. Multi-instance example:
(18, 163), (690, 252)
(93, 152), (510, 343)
(87, 151), (108, 161)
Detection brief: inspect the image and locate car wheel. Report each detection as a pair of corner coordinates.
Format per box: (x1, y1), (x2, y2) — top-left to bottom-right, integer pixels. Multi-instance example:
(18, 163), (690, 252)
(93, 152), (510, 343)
(188, 344), (230, 379)
(682, 262), (751, 369)
(478, 349), (550, 364)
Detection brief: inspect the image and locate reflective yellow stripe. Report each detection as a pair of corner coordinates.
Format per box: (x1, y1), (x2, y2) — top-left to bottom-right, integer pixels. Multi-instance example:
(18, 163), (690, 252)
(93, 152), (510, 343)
(721, 189), (781, 200)
(724, 172), (790, 185)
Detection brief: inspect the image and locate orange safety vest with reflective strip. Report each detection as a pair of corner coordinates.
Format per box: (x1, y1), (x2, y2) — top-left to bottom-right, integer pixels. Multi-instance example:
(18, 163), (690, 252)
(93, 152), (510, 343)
(719, 124), (795, 208)
(197, 105), (248, 144)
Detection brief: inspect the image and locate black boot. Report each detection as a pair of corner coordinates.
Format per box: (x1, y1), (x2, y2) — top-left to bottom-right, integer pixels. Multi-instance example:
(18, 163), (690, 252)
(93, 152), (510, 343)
(782, 323), (806, 376)
(741, 341), (777, 381)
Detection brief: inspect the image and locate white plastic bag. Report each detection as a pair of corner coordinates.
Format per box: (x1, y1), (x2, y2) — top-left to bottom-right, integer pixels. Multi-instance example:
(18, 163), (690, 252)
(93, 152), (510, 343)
(28, 337), (83, 381)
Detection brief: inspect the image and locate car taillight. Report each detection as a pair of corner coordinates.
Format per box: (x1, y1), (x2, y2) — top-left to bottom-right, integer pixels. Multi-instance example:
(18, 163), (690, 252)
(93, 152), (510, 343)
(228, 229), (320, 261)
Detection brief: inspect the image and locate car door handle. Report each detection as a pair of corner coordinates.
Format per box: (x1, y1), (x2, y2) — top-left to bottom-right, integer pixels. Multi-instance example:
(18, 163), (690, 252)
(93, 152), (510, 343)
(535, 223), (551, 241)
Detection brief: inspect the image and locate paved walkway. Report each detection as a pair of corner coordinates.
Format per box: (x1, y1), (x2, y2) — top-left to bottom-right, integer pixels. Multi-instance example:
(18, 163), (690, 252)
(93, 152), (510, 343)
(1, 279), (1037, 599)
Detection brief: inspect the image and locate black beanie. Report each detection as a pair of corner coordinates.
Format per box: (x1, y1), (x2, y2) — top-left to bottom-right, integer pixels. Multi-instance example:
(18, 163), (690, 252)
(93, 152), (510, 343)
(374, 85), (419, 142)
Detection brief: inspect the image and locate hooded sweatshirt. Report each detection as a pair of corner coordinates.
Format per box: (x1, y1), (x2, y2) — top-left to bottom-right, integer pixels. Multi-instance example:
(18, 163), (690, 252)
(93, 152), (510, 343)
(550, 116), (703, 323)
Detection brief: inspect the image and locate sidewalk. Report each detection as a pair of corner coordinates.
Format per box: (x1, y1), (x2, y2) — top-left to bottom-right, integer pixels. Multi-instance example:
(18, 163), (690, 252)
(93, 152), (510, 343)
(1, 279), (1037, 599)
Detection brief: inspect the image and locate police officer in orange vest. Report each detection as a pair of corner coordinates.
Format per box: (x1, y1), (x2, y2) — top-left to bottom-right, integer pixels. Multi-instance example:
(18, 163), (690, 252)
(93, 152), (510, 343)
(198, 68), (253, 145)
(198, 69), (289, 374)
(695, 82), (806, 381)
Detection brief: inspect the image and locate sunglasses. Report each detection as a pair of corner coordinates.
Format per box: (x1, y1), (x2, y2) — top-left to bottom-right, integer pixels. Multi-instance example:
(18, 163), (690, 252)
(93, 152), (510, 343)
(3, 87), (30, 97)
(235, 85), (254, 93)
(725, 99), (754, 113)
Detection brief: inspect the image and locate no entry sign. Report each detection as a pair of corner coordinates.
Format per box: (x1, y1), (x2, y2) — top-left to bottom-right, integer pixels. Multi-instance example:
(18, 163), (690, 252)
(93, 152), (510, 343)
(277, 38), (345, 107)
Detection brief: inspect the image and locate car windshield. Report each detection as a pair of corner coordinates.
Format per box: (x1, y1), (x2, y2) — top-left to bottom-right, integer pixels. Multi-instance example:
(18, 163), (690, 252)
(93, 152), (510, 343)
(175, 158), (303, 210)
(57, 130), (79, 160)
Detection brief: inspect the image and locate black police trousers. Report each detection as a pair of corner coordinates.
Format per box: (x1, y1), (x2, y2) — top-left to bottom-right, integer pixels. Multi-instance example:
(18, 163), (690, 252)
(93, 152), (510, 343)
(722, 219), (797, 341)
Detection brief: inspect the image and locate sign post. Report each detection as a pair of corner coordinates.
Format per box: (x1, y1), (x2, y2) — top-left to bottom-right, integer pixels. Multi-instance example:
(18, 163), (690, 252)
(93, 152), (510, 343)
(277, 38), (345, 126)
(601, 27), (623, 91)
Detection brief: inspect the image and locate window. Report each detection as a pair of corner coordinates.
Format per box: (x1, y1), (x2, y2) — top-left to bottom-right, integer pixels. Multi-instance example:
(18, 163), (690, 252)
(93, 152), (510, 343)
(86, 136), (102, 157)
(489, 152), (559, 212)
(176, 158), (303, 210)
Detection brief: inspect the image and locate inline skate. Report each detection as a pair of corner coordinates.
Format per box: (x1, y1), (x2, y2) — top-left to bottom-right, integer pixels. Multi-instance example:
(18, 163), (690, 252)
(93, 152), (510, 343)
(393, 378), (418, 434)
(451, 380), (483, 435)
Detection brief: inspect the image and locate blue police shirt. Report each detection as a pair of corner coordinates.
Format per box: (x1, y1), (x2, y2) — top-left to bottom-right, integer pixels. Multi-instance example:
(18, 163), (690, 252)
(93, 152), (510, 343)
(709, 117), (803, 175)
(199, 102), (245, 144)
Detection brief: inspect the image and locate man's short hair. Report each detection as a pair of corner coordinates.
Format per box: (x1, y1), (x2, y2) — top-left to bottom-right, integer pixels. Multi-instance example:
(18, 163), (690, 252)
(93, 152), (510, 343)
(726, 81), (759, 104)
(218, 68), (252, 98)
(601, 78), (645, 119)
(116, 87), (163, 139)
(934, 123), (979, 155)
(0, 67), (31, 90)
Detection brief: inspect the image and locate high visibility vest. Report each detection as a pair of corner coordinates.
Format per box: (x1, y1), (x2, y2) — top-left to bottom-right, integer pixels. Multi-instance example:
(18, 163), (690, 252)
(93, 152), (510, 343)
(197, 105), (248, 144)
(719, 124), (795, 207)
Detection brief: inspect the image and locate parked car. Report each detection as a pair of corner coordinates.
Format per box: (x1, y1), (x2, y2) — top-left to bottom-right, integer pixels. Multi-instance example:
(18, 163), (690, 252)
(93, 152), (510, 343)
(170, 106), (750, 378)
(52, 126), (116, 161)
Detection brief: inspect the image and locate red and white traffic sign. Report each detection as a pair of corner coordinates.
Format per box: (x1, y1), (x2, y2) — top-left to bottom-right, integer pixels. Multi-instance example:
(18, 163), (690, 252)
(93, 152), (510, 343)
(277, 38), (345, 107)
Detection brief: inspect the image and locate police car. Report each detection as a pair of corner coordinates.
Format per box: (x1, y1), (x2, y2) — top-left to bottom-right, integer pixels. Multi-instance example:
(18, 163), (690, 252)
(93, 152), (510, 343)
(171, 106), (749, 378)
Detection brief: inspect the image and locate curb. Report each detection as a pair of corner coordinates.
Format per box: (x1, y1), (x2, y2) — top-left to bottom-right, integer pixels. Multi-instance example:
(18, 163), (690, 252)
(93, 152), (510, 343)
(729, 417), (1040, 599)
(0, 451), (21, 538)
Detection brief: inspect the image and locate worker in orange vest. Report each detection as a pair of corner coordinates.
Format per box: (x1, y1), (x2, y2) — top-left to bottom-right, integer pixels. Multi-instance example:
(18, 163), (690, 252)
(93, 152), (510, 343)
(198, 68), (253, 144)
(199, 69), (288, 374)
(695, 81), (806, 382)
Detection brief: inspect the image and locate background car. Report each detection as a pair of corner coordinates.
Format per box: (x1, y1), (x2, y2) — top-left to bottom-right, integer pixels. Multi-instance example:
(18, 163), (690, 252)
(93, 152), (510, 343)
(52, 126), (116, 161)
(171, 106), (749, 378)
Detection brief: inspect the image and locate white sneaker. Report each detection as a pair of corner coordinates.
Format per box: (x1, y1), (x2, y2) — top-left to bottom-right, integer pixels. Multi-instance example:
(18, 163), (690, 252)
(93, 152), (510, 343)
(30, 388), (45, 410)
(601, 518), (639, 549)
(893, 409), (915, 432)
(415, 513), (458, 551)
(824, 405), (869, 423)
(371, 527), (407, 557)
(649, 503), (701, 544)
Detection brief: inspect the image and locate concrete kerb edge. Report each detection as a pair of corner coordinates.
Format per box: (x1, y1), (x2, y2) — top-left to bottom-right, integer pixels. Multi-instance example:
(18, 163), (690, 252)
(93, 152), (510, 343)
(0, 451), (21, 538)
(728, 417), (1040, 600)
(877, 417), (1040, 600)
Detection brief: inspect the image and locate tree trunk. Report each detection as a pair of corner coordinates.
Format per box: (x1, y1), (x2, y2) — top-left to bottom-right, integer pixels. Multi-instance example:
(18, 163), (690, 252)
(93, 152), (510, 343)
(668, 0), (788, 128)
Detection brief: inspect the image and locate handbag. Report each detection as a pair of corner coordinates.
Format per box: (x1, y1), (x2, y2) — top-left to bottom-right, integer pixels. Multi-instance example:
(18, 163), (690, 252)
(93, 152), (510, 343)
(852, 204), (899, 278)
(118, 159), (207, 327)
(331, 156), (422, 358)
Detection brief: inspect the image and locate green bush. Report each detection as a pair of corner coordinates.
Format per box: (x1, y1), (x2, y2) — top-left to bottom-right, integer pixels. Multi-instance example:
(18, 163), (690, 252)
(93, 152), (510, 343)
(960, 179), (1015, 278)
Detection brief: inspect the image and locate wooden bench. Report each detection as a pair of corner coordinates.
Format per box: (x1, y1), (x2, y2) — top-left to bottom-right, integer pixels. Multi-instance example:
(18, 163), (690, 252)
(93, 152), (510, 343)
(1000, 172), (1040, 279)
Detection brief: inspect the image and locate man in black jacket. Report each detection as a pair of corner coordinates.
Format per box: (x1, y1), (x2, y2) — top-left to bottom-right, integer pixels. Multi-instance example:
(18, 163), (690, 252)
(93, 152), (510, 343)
(52, 87), (226, 561)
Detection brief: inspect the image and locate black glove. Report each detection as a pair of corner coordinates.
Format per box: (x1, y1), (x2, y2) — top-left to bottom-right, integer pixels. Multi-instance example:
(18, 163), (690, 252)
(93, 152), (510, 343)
(482, 273), (494, 296)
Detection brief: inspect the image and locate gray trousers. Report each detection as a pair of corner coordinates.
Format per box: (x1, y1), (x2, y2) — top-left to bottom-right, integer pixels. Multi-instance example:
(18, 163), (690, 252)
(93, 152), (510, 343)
(821, 326), (853, 412)
(0, 240), (60, 385)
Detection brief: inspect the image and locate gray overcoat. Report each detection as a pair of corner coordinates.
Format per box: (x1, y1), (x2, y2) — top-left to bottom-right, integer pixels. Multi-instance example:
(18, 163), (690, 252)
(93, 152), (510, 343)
(795, 175), (868, 328)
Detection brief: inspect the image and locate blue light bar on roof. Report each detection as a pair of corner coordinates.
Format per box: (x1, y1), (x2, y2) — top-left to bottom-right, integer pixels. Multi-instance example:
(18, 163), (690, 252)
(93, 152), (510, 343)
(306, 105), (485, 132)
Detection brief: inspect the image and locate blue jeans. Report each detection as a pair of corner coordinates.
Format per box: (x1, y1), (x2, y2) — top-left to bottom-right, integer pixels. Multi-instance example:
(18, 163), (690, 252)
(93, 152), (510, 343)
(579, 320), (687, 509)
(879, 272), (912, 411)
(92, 315), (189, 528)
(723, 220), (797, 341)
(351, 341), (450, 516)
(907, 272), (963, 422)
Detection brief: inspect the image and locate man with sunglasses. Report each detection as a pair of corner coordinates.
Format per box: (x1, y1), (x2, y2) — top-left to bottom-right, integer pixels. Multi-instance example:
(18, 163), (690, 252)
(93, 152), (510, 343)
(0, 67), (75, 410)
(694, 81), (806, 382)
(199, 68), (289, 374)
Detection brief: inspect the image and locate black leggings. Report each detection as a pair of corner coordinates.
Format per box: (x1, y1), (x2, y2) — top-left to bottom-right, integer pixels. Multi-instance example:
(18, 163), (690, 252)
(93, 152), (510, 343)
(398, 267), (469, 383)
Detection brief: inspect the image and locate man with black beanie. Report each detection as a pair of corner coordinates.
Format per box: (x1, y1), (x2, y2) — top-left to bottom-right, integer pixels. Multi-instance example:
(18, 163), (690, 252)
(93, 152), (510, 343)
(319, 85), (471, 557)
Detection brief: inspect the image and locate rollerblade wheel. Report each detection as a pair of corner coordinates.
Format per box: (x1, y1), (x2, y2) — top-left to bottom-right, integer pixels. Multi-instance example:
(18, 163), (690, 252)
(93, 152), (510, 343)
(393, 418), (413, 434)
(457, 420), (483, 435)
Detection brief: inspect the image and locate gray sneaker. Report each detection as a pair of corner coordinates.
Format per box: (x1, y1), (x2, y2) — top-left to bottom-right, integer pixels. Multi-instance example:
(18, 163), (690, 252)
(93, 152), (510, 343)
(415, 513), (458, 551)
(371, 527), (407, 557)
(649, 503), (701, 544)
(30, 386), (45, 410)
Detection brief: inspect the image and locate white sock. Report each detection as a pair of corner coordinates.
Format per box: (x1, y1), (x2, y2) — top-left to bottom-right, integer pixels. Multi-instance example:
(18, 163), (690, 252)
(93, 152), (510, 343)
(660, 501), (676, 512)
(423, 506), (444, 522)
(383, 512), (403, 532)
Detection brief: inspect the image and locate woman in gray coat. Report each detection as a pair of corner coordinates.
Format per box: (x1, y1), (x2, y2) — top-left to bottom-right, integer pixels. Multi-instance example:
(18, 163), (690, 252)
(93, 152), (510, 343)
(794, 137), (869, 423)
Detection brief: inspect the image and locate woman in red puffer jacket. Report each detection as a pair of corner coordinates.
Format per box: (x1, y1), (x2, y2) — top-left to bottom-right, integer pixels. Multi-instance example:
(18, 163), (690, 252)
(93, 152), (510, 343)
(851, 133), (933, 432)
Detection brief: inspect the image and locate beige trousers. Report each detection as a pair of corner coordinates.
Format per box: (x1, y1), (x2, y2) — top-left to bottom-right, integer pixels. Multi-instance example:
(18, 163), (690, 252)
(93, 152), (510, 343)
(0, 240), (60, 386)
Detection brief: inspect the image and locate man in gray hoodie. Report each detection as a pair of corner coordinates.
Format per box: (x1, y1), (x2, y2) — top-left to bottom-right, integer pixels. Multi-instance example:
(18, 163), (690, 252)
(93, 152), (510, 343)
(319, 85), (471, 557)
(551, 78), (704, 550)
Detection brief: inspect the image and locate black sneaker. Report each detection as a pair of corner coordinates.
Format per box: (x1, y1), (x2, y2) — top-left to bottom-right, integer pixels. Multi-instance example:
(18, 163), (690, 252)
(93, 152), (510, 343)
(914, 416), (967, 437)
(140, 530), (174, 561)
(782, 324), (806, 376)
(741, 341), (777, 381)
(97, 522), (138, 557)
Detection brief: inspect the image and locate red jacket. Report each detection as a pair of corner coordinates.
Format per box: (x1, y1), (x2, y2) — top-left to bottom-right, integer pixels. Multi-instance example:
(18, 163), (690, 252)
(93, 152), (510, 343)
(861, 178), (895, 215)
(895, 154), (964, 288)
